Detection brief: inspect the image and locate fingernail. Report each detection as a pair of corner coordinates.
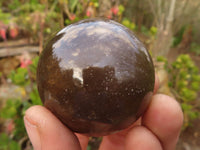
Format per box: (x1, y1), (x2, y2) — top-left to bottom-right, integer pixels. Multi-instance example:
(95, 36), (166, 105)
(24, 116), (41, 150)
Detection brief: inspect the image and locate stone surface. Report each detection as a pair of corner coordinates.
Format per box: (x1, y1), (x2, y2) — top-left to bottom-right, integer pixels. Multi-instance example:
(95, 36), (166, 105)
(37, 19), (155, 136)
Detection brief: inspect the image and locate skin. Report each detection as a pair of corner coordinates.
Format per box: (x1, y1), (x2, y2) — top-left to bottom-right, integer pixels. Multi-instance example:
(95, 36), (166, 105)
(24, 76), (183, 150)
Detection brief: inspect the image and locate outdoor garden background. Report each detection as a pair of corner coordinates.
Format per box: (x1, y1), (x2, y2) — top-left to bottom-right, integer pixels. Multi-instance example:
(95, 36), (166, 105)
(0, 0), (200, 149)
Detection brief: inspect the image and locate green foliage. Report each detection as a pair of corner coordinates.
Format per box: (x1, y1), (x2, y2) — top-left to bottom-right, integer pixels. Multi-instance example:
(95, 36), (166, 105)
(29, 85), (42, 105)
(172, 26), (186, 47)
(0, 56), (41, 149)
(141, 25), (149, 35)
(29, 56), (39, 80)
(190, 42), (200, 56)
(8, 0), (21, 11)
(8, 56), (39, 86)
(150, 26), (157, 36)
(1, 0), (61, 43)
(69, 0), (79, 12)
(0, 133), (21, 150)
(0, 0), (128, 43)
(141, 25), (158, 37)
(0, 98), (29, 147)
(0, 9), (11, 25)
(159, 54), (200, 128)
(1, 99), (21, 119)
(9, 68), (29, 86)
(87, 145), (92, 150)
(65, 16), (83, 25)
(118, 5), (125, 15)
(156, 56), (167, 62)
(156, 56), (168, 69)
(122, 18), (136, 31)
(0, 98), (30, 141)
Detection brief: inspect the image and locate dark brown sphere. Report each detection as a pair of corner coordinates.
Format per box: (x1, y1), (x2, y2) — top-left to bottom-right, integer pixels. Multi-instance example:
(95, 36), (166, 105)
(37, 19), (155, 136)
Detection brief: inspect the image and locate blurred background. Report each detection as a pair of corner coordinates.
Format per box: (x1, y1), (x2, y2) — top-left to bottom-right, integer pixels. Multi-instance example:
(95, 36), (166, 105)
(0, 0), (199, 149)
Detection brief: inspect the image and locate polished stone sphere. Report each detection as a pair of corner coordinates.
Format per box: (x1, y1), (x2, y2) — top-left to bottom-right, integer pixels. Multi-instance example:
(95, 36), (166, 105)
(37, 19), (155, 136)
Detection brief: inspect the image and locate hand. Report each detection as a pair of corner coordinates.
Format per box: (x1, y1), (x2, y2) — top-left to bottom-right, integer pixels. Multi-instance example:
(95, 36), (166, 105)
(24, 77), (183, 150)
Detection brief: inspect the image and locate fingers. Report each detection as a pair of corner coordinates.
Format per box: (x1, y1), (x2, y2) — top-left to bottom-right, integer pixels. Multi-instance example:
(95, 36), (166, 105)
(24, 105), (81, 150)
(125, 126), (162, 150)
(99, 132), (126, 150)
(142, 94), (183, 150)
(98, 118), (141, 150)
(99, 75), (160, 150)
(99, 94), (183, 150)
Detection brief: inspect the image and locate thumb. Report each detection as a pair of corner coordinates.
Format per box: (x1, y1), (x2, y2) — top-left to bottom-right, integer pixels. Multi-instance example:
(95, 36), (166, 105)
(24, 105), (81, 150)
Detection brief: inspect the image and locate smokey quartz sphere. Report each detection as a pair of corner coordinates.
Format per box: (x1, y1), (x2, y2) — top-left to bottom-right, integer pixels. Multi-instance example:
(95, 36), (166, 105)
(37, 19), (155, 136)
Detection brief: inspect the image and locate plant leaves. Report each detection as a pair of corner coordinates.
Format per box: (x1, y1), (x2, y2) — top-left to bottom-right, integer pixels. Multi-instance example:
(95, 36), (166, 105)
(69, 0), (78, 12)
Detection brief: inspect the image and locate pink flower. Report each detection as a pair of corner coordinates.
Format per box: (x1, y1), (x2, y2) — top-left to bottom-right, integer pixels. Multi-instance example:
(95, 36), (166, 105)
(86, 10), (91, 17)
(9, 27), (18, 39)
(69, 14), (76, 21)
(0, 21), (7, 40)
(6, 120), (15, 134)
(0, 28), (7, 40)
(19, 52), (32, 68)
(107, 15), (112, 19)
(111, 6), (119, 15)
(20, 59), (32, 68)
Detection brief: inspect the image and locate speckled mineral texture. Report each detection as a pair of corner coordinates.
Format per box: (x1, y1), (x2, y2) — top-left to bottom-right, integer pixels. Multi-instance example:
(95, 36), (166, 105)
(37, 18), (155, 136)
